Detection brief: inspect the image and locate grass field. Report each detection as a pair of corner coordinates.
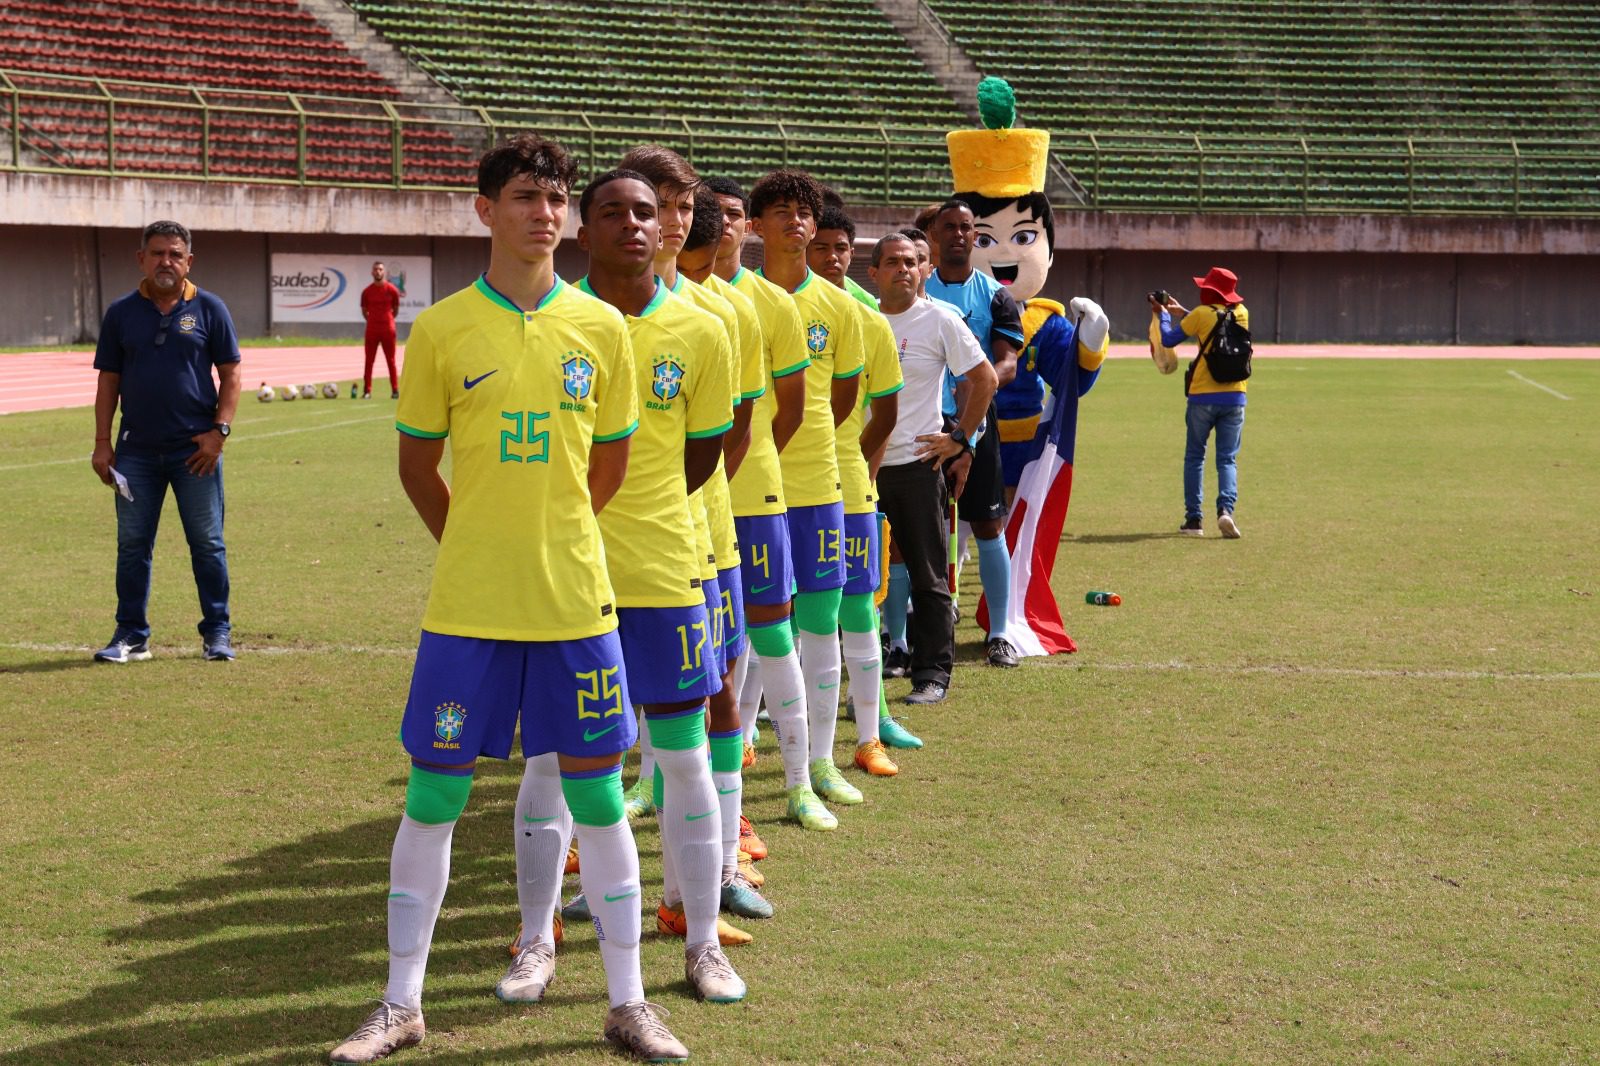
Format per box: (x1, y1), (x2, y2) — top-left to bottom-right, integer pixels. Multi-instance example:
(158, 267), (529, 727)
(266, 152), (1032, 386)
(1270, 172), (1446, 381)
(1, 358), (1596, 1065)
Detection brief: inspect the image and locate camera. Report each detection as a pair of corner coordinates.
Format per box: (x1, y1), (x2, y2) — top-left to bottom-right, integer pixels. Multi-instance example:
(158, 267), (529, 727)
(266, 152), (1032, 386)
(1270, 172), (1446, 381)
(1148, 289), (1170, 305)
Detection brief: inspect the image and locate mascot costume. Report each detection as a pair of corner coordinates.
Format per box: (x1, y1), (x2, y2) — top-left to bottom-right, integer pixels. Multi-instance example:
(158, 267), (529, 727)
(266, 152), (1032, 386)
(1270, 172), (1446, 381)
(952, 78), (1110, 656)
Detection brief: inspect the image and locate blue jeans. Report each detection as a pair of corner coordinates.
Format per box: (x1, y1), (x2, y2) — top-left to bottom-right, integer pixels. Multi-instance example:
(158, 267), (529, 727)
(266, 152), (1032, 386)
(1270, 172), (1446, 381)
(112, 448), (230, 642)
(1184, 403), (1245, 519)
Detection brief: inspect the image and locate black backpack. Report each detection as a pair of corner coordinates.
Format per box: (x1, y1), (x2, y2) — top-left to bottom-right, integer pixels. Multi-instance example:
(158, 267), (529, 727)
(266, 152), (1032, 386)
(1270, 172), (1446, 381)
(1197, 305), (1252, 383)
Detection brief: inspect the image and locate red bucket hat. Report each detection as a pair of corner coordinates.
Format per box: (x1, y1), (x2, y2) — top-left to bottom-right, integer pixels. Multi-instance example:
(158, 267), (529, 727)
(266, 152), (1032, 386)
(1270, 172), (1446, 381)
(1192, 266), (1241, 303)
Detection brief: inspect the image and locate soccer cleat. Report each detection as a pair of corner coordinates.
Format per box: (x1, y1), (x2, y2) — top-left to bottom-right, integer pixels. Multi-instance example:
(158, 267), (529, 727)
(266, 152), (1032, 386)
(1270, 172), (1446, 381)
(656, 900), (752, 946)
(741, 742), (757, 769)
(878, 715), (923, 749)
(623, 778), (655, 821)
(736, 853), (765, 888)
(329, 1001), (424, 1063)
(784, 783), (838, 831)
(391, 389), (399, 401)
(1179, 516), (1204, 536)
(203, 633), (236, 661)
(720, 872), (774, 919)
(810, 759), (864, 805)
(1218, 511), (1241, 539)
(93, 634), (152, 664)
(495, 942), (555, 1003)
(883, 646), (911, 679)
(565, 839), (580, 875)
(685, 942), (747, 1003)
(604, 1001), (689, 1063)
(854, 739), (899, 777)
(506, 915), (563, 957)
(737, 814), (768, 861)
(362, 390), (372, 399)
(561, 893), (591, 923)
(903, 680), (947, 705)
(985, 637), (1018, 669)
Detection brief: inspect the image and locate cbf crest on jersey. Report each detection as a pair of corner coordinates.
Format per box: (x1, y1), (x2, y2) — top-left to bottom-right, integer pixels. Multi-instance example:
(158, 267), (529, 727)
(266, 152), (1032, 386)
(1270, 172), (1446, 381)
(651, 356), (685, 402)
(806, 320), (830, 355)
(562, 351), (595, 401)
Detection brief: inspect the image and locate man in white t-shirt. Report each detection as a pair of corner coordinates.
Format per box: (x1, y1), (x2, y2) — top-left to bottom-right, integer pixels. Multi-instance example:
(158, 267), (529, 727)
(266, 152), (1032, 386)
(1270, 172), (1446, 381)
(868, 233), (996, 704)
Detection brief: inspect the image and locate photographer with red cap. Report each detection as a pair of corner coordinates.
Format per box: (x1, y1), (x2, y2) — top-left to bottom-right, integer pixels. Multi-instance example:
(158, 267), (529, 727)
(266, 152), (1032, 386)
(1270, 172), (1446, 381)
(1150, 267), (1249, 539)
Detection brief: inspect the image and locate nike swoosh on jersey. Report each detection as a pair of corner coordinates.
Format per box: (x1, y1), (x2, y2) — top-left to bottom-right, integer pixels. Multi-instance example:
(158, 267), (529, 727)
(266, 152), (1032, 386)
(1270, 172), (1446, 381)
(814, 566), (838, 578)
(677, 671), (708, 690)
(686, 810), (716, 821)
(583, 723), (621, 742)
(751, 582), (775, 594)
(464, 370), (498, 389)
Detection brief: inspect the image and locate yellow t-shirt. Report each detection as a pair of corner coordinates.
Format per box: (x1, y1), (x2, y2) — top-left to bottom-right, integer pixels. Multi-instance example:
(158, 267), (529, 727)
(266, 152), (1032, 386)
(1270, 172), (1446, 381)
(728, 267), (810, 517)
(761, 268), (864, 508)
(576, 278), (733, 607)
(837, 298), (904, 514)
(396, 275), (637, 641)
(1180, 303), (1250, 397)
(668, 274), (741, 575)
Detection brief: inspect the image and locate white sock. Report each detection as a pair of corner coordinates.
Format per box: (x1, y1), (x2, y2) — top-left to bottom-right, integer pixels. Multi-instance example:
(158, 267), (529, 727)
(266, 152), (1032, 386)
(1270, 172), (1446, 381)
(758, 648), (810, 788)
(713, 764), (742, 879)
(956, 519), (973, 569)
(513, 753), (568, 951)
(799, 629), (842, 763)
(738, 651), (764, 743)
(653, 740), (722, 949)
(573, 817), (644, 1007)
(841, 628), (881, 746)
(636, 708), (655, 792)
(384, 815), (454, 1010)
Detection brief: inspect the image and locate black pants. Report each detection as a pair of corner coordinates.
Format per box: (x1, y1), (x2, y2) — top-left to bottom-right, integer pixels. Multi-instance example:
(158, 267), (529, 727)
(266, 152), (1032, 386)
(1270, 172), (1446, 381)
(877, 458), (953, 688)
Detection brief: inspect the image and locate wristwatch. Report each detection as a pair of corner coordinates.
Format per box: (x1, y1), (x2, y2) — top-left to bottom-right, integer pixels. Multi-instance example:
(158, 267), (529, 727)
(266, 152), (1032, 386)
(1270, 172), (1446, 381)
(950, 426), (972, 453)
(214, 422), (231, 439)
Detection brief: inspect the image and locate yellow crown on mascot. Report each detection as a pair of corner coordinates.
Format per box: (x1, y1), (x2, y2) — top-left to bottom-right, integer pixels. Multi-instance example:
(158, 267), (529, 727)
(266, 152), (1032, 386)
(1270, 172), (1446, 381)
(946, 77), (1050, 197)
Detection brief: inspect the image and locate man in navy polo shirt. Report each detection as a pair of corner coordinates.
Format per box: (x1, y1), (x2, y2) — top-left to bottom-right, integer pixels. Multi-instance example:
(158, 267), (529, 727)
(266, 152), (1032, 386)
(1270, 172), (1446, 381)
(90, 220), (242, 663)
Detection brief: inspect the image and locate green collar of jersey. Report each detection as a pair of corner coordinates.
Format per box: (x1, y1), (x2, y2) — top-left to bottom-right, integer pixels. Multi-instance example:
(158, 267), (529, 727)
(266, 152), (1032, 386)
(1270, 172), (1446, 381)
(728, 266), (747, 285)
(577, 276), (666, 318)
(757, 266), (813, 294)
(474, 273), (565, 314)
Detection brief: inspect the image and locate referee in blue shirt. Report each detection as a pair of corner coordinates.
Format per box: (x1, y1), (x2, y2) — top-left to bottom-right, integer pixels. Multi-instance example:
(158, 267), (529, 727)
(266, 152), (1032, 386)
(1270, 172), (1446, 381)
(91, 221), (242, 663)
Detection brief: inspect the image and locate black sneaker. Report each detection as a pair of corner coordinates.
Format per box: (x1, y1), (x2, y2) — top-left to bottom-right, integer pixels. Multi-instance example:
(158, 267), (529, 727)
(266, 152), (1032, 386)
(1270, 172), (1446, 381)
(985, 637), (1019, 668)
(1179, 516), (1204, 537)
(93, 633), (151, 663)
(391, 389), (400, 400)
(203, 633), (236, 661)
(884, 646), (911, 679)
(904, 680), (947, 705)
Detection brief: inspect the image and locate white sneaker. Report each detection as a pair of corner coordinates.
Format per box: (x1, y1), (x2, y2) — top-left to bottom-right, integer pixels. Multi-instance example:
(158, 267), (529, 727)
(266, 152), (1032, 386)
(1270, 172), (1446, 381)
(685, 942), (747, 1003)
(604, 1000), (689, 1061)
(1218, 512), (1241, 539)
(329, 1001), (423, 1062)
(495, 942), (555, 1003)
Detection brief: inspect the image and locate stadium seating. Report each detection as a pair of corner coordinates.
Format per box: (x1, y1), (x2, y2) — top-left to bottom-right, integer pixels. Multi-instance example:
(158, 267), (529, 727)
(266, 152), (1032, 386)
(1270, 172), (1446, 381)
(0, 0), (478, 186)
(924, 0), (1600, 211)
(346, 0), (969, 200)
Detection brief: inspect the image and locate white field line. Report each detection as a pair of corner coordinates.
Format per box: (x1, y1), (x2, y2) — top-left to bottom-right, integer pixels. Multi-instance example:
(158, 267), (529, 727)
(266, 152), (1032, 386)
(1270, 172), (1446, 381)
(1506, 369), (1573, 400)
(0, 414), (393, 473)
(4, 640), (1595, 681)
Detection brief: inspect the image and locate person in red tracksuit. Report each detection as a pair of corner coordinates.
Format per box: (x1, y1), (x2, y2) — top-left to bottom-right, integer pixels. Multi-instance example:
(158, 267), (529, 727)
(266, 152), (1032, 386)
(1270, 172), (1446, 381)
(360, 261), (401, 399)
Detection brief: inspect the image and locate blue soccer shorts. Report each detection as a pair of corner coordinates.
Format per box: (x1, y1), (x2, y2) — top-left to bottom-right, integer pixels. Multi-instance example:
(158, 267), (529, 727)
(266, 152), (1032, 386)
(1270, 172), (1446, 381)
(714, 564), (746, 669)
(734, 513), (794, 606)
(617, 602), (721, 705)
(786, 501), (847, 593)
(842, 510), (881, 596)
(401, 629), (634, 763)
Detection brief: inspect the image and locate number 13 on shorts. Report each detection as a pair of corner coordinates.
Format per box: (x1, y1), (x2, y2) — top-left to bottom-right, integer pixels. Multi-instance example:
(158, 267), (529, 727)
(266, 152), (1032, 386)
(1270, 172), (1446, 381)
(816, 527), (841, 565)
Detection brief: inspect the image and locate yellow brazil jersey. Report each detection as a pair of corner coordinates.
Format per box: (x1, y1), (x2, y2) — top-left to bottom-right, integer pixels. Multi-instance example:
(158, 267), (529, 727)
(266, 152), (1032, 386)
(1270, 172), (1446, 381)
(577, 278), (734, 608)
(728, 267), (810, 518)
(760, 268), (864, 508)
(836, 297), (904, 515)
(705, 273), (767, 406)
(396, 275), (637, 641)
(1180, 303), (1250, 396)
(667, 274), (741, 577)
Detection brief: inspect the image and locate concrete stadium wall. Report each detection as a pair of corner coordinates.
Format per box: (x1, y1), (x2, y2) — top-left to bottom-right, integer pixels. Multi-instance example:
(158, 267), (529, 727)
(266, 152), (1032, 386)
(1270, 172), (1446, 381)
(3, 173), (1596, 346)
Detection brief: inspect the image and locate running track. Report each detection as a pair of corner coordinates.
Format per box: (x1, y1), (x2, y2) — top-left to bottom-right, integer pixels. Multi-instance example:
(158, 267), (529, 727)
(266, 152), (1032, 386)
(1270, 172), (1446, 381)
(1, 342), (1596, 416)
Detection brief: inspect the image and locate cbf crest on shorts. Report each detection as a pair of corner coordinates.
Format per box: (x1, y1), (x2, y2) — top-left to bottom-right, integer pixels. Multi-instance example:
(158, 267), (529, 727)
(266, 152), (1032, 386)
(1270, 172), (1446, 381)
(651, 356), (685, 402)
(806, 321), (830, 355)
(434, 701), (466, 751)
(562, 351), (595, 401)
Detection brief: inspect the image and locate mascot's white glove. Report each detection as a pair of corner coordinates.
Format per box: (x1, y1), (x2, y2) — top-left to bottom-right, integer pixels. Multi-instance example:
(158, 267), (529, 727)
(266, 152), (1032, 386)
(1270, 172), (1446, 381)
(1069, 297), (1109, 352)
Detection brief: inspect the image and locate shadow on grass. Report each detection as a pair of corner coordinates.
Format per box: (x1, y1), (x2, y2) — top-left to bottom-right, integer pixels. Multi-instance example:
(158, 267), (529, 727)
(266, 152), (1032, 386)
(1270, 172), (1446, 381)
(1065, 531), (1184, 543)
(0, 755), (719, 1065)
(0, 656), (101, 674)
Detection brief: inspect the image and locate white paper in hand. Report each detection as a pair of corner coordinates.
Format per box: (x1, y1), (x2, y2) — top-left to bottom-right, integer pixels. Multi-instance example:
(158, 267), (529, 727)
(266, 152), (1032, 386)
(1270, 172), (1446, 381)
(109, 467), (133, 502)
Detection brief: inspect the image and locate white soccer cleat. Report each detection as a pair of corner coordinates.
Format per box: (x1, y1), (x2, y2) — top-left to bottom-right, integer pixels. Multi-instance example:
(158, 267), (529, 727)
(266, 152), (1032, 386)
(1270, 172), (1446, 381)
(495, 942), (555, 1003)
(329, 1001), (423, 1063)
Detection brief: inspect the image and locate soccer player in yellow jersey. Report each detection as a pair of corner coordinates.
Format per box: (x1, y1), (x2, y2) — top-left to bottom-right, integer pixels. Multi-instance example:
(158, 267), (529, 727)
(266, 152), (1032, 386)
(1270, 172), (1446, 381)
(748, 169), (866, 824)
(331, 137), (686, 1064)
(571, 167), (747, 1011)
(807, 205), (906, 778)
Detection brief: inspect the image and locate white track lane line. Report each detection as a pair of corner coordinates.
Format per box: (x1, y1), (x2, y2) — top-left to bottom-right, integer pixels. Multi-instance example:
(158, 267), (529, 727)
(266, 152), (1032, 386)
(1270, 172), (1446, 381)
(1506, 370), (1573, 400)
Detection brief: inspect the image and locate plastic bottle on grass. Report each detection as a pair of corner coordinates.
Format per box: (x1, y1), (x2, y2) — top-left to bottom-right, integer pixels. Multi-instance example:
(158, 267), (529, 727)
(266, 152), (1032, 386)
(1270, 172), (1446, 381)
(1085, 591), (1121, 606)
